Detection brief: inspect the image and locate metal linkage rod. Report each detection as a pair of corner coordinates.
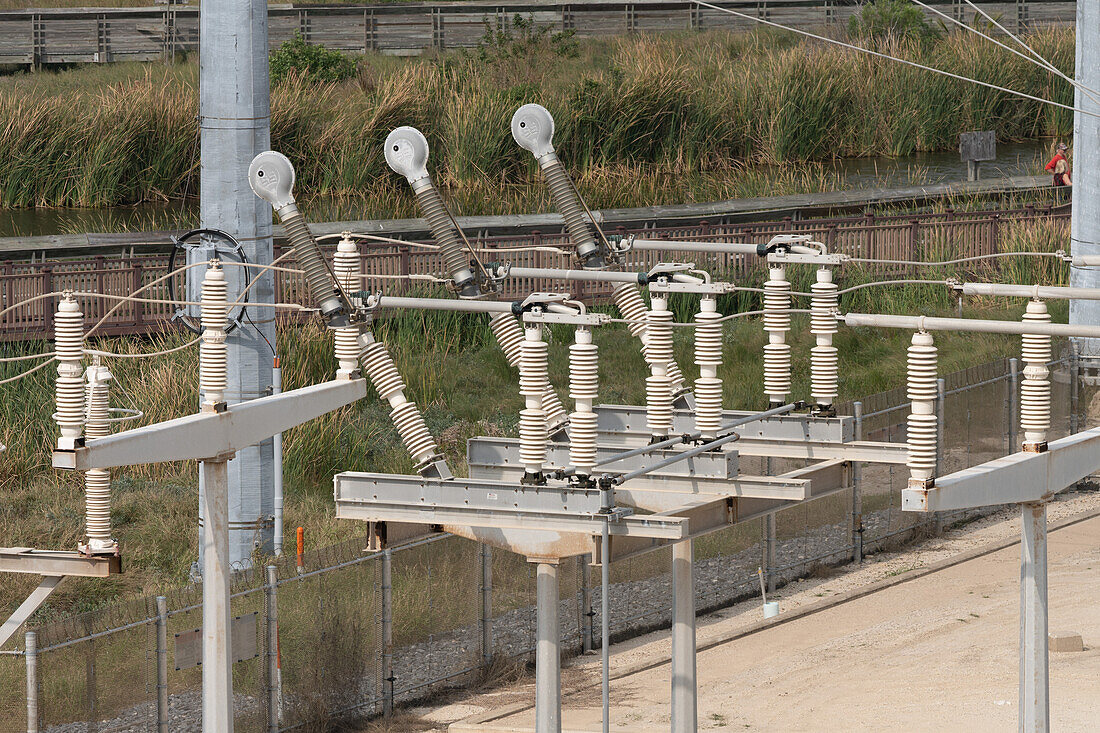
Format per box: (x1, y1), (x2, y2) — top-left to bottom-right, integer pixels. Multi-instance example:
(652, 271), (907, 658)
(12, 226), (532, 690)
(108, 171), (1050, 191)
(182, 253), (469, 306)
(594, 402), (798, 469)
(843, 313), (1100, 339)
(958, 283), (1100, 300)
(503, 266), (646, 285)
(630, 239), (760, 255)
(372, 295), (515, 314)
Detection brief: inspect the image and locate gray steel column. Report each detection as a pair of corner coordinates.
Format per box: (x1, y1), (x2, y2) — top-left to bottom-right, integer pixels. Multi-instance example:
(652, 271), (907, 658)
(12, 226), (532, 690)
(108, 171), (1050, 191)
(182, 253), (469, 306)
(1009, 359), (1020, 451)
(265, 565), (279, 733)
(381, 548), (394, 718)
(25, 630), (36, 733)
(670, 540), (697, 733)
(1071, 0), (1100, 355)
(935, 378), (946, 534)
(579, 554), (593, 653)
(1070, 344), (1080, 434)
(272, 365), (283, 556)
(195, 0), (276, 569)
(535, 562), (561, 733)
(1019, 503), (1049, 733)
(201, 459), (233, 731)
(852, 401), (863, 563)
(156, 596), (168, 733)
(480, 544), (493, 666)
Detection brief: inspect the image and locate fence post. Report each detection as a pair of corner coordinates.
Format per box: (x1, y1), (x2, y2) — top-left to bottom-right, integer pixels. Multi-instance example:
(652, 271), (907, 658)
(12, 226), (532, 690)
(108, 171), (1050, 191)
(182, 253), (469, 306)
(26, 630), (37, 733)
(131, 261), (144, 327)
(1009, 358), (1020, 451)
(381, 548), (394, 717)
(480, 544), (492, 666)
(1070, 342), (1080, 435)
(265, 565), (279, 732)
(41, 267), (53, 336)
(935, 378), (946, 534)
(850, 401), (864, 563)
(156, 596), (168, 733)
(909, 218), (921, 271)
(580, 553), (593, 653)
(763, 458), (775, 594)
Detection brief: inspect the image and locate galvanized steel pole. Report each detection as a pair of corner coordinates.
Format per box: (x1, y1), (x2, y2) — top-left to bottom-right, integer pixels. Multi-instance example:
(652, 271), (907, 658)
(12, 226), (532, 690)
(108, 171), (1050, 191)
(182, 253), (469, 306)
(851, 401), (863, 563)
(935, 378), (946, 534)
(25, 630), (36, 733)
(535, 562), (561, 733)
(1009, 359), (1020, 452)
(1019, 503), (1049, 732)
(195, 0), (276, 569)
(201, 459), (233, 731)
(580, 554), (593, 653)
(1070, 0), (1100, 356)
(480, 544), (493, 667)
(670, 540), (697, 733)
(156, 596), (168, 733)
(265, 565), (279, 733)
(381, 548), (394, 718)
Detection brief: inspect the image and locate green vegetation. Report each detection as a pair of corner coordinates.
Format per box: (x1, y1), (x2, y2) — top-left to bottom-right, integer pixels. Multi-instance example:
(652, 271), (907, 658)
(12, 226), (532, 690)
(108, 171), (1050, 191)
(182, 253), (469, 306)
(0, 220), (1072, 618)
(849, 0), (937, 43)
(0, 26), (1074, 211)
(270, 34), (359, 85)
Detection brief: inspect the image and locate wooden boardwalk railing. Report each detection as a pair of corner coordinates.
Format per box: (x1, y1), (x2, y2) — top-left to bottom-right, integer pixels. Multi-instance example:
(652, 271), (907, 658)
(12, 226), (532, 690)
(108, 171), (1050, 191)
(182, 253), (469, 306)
(0, 0), (1076, 67)
(0, 202), (1069, 342)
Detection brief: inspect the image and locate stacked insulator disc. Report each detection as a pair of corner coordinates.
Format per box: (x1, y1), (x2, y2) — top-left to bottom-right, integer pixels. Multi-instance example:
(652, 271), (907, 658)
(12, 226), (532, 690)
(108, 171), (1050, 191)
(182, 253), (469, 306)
(490, 312), (567, 429)
(1020, 299), (1052, 446)
(199, 264), (229, 408)
(614, 283), (686, 393)
(333, 237), (362, 378)
(646, 298), (676, 437)
(569, 329), (599, 474)
(906, 331), (938, 482)
(83, 362), (114, 552)
(810, 268), (839, 407)
(519, 326), (550, 474)
(763, 266), (792, 404)
(360, 337), (439, 464)
(54, 294), (85, 447)
(694, 298), (723, 439)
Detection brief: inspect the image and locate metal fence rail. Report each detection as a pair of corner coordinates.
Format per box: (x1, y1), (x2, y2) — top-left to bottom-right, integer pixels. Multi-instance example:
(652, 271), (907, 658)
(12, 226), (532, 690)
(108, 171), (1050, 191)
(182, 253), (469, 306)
(0, 0), (1077, 67)
(0, 201), (1070, 341)
(0, 352), (1082, 732)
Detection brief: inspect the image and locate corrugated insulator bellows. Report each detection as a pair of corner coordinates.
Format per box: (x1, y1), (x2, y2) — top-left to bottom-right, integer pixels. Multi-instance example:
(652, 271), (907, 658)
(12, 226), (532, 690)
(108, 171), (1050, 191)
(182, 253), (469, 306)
(54, 294), (85, 448)
(763, 266), (792, 404)
(906, 331), (938, 483)
(199, 263), (229, 408)
(568, 328), (599, 474)
(333, 236), (362, 378)
(281, 213), (347, 324)
(541, 157), (602, 265)
(519, 325), (550, 475)
(490, 312), (567, 430)
(810, 267), (839, 407)
(83, 361), (114, 552)
(694, 297), (723, 439)
(359, 337), (440, 464)
(645, 297), (675, 437)
(412, 182), (476, 292)
(1020, 299), (1052, 446)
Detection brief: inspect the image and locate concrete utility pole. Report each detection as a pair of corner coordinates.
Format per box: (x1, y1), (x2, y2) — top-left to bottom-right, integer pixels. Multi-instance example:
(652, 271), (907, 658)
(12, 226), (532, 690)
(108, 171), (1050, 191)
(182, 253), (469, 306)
(193, 0), (276, 569)
(1070, 3), (1100, 357)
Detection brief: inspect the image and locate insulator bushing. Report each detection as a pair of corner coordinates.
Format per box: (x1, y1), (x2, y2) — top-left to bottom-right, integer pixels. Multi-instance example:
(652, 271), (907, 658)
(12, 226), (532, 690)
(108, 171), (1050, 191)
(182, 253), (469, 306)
(360, 341), (407, 400)
(199, 264), (229, 408)
(763, 266), (792, 404)
(83, 360), (115, 553)
(281, 211), (349, 326)
(569, 337), (599, 404)
(646, 375), (675, 437)
(412, 180), (477, 295)
(906, 331), (938, 482)
(810, 268), (839, 405)
(333, 236), (362, 378)
(358, 333), (440, 464)
(645, 305), (675, 366)
(390, 401), (439, 464)
(569, 328), (599, 475)
(54, 294), (85, 447)
(519, 325), (550, 474)
(568, 411), (598, 474)
(540, 156), (603, 267)
(614, 283), (686, 394)
(1021, 299), (1052, 446)
(694, 298), (723, 439)
(490, 312), (567, 430)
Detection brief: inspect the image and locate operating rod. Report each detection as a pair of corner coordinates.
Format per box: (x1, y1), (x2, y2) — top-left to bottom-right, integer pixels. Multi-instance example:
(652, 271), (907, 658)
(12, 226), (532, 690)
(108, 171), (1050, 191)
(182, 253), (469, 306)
(629, 239), (760, 255)
(597, 402), (798, 471)
(611, 428), (743, 485)
(958, 282), (1100, 300)
(503, 266), (647, 285)
(842, 312), (1100, 338)
(374, 295), (517, 314)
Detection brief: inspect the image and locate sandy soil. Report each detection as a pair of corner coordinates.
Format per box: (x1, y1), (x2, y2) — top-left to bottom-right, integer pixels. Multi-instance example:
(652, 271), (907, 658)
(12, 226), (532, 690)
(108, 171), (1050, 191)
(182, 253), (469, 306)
(415, 491), (1100, 732)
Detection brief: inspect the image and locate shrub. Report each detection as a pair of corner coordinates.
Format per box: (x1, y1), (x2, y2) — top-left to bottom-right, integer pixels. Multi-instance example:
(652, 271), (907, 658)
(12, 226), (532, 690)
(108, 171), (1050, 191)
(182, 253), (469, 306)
(848, 0), (937, 43)
(270, 34), (358, 85)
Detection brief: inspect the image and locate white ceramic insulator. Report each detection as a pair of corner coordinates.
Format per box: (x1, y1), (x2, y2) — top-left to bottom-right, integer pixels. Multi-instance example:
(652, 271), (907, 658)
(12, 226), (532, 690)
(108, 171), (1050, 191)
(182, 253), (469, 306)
(810, 268), (839, 405)
(54, 294), (85, 445)
(490, 312), (567, 429)
(569, 328), (599, 474)
(906, 331), (938, 482)
(199, 264), (229, 408)
(359, 333), (439, 464)
(646, 298), (674, 366)
(333, 236), (362, 379)
(645, 296), (676, 437)
(83, 361), (114, 551)
(1020, 299), (1052, 445)
(646, 375), (675, 437)
(763, 266), (792, 403)
(615, 283), (686, 393)
(694, 298), (723, 438)
(519, 325), (550, 473)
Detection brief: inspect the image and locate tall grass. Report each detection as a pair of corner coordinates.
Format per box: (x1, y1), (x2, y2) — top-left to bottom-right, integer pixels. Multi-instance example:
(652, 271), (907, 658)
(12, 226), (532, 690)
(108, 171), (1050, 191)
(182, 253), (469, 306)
(0, 26), (1075, 211)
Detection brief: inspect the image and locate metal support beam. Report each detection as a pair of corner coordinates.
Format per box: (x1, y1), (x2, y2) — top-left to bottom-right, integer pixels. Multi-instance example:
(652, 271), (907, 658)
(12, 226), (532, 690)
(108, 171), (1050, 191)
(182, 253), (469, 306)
(201, 459), (233, 732)
(535, 562), (561, 733)
(55, 378), (367, 470)
(903, 426), (1100, 511)
(670, 540), (696, 733)
(0, 548), (120, 577)
(1020, 503), (1049, 733)
(0, 576), (64, 650)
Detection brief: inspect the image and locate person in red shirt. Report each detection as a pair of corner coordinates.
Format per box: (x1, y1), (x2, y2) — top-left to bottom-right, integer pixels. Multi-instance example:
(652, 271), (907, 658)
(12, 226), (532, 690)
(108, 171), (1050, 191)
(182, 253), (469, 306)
(1045, 143), (1072, 186)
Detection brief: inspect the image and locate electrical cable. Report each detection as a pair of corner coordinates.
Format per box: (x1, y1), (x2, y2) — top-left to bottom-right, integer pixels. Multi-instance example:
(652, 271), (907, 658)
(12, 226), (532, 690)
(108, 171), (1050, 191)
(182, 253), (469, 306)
(0, 351), (54, 363)
(847, 251), (1062, 266)
(0, 357), (53, 386)
(84, 337), (202, 359)
(690, 0), (1098, 118)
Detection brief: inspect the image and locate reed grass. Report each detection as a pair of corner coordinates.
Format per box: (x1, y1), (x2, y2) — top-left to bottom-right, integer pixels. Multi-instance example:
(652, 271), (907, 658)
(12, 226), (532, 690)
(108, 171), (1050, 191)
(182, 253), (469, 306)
(0, 26), (1074, 212)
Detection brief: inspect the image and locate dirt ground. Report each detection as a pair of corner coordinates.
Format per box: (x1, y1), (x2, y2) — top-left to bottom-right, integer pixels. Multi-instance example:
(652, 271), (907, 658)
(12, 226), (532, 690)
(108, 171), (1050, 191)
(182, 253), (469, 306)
(393, 492), (1100, 732)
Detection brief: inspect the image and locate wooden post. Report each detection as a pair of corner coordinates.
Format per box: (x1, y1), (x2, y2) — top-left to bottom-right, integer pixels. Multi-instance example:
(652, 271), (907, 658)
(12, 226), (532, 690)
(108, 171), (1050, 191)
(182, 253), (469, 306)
(909, 218), (921, 272)
(41, 267), (53, 335)
(398, 245), (411, 295)
(131, 261), (144, 327)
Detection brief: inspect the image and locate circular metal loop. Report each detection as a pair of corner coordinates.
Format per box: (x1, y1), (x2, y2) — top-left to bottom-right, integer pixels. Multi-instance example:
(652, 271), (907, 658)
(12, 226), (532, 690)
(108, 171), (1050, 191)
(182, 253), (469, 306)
(166, 229), (250, 335)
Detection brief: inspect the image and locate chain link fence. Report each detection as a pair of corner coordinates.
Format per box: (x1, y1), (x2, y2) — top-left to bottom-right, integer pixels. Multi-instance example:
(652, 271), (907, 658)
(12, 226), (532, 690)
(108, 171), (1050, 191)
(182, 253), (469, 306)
(0, 355), (1082, 732)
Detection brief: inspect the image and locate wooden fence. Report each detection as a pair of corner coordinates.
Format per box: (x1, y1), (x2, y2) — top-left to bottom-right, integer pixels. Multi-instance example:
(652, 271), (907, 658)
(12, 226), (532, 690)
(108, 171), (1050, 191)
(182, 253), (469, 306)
(0, 0), (1077, 67)
(0, 202), (1069, 342)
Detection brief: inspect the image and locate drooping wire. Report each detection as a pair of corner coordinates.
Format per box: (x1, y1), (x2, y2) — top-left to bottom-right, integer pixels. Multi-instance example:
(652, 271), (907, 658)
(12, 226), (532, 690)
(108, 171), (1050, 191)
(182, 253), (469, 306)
(690, 0), (1098, 118)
